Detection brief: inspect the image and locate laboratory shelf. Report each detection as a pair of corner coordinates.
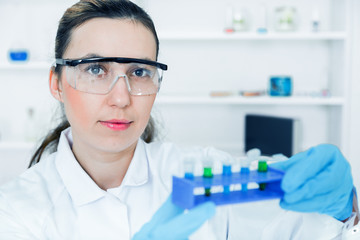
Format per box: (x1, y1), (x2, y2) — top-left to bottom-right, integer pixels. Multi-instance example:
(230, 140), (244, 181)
(0, 62), (51, 71)
(0, 142), (36, 151)
(155, 96), (346, 106)
(158, 31), (347, 41)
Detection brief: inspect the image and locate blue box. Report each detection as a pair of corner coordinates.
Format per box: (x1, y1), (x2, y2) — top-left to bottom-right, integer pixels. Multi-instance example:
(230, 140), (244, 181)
(172, 167), (284, 209)
(269, 76), (292, 96)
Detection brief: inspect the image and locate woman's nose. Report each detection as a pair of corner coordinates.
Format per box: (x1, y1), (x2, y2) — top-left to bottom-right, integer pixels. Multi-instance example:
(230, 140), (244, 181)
(106, 75), (131, 108)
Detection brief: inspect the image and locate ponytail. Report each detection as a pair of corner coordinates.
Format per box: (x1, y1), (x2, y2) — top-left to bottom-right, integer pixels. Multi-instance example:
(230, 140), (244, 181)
(141, 116), (156, 143)
(28, 118), (70, 168)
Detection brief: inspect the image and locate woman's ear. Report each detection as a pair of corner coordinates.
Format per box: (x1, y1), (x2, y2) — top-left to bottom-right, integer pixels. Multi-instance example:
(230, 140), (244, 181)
(49, 67), (63, 102)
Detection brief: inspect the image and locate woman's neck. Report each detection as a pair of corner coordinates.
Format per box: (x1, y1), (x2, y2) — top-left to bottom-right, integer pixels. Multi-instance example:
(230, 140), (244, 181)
(72, 139), (137, 190)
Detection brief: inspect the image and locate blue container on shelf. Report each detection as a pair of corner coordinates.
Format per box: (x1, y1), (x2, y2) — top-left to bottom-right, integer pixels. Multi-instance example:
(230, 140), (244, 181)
(269, 76), (292, 96)
(8, 49), (29, 62)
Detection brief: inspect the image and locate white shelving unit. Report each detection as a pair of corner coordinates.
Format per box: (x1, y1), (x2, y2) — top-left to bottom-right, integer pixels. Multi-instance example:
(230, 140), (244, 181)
(149, 0), (354, 156)
(155, 95), (345, 106)
(159, 32), (347, 41)
(0, 62), (51, 71)
(0, 142), (35, 151)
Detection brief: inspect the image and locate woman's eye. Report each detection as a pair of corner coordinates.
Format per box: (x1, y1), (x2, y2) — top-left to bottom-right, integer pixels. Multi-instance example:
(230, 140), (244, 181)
(133, 68), (151, 77)
(86, 65), (105, 75)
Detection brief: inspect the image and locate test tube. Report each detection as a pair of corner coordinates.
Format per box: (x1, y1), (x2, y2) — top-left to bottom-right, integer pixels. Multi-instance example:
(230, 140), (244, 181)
(242, 148), (261, 191)
(183, 158), (195, 179)
(240, 158), (250, 191)
(222, 157), (232, 194)
(203, 159), (213, 196)
(203, 159), (213, 178)
(271, 153), (288, 162)
(222, 164), (232, 175)
(258, 159), (268, 172)
(258, 159), (268, 190)
(247, 148), (261, 161)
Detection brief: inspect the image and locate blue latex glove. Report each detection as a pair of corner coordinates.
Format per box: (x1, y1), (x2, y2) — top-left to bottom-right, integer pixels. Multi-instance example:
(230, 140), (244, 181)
(132, 195), (216, 240)
(271, 144), (353, 221)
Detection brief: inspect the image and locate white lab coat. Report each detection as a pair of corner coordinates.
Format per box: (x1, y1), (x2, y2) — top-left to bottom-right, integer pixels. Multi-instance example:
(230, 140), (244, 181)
(0, 128), (358, 239)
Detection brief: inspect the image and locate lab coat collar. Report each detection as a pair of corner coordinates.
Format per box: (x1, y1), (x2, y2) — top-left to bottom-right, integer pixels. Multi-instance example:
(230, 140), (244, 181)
(55, 128), (149, 206)
(119, 138), (149, 187)
(55, 128), (105, 206)
(106, 138), (149, 196)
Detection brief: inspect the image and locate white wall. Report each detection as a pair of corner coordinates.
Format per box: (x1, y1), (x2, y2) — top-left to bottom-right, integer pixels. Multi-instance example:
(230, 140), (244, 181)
(0, 0), (76, 142)
(0, 0), (77, 183)
(348, 0), (360, 193)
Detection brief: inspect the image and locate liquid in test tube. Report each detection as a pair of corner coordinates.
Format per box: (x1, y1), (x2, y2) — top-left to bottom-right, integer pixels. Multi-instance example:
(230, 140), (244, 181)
(222, 157), (232, 194)
(240, 162), (250, 191)
(203, 159), (213, 196)
(183, 158), (195, 179)
(258, 159), (268, 190)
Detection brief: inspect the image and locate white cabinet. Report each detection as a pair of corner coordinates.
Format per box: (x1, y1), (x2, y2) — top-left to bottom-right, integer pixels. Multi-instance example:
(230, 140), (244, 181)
(148, 0), (354, 156)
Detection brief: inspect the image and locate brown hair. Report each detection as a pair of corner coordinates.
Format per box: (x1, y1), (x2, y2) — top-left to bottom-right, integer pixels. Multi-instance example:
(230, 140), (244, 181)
(29, 0), (159, 167)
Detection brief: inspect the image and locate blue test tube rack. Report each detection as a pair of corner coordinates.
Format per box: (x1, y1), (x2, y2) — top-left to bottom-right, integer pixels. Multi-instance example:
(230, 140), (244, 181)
(172, 167), (284, 209)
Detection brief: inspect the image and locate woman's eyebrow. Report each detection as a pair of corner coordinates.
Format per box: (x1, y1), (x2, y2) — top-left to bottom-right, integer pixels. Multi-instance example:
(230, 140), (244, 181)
(80, 53), (104, 59)
(79, 53), (155, 61)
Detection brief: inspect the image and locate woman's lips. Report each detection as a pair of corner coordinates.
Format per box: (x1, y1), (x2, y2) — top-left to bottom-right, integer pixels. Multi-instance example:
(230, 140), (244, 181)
(99, 119), (133, 131)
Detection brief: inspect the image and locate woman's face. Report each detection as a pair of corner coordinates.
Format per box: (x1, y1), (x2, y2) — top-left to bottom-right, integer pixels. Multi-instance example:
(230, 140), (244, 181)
(55, 18), (157, 154)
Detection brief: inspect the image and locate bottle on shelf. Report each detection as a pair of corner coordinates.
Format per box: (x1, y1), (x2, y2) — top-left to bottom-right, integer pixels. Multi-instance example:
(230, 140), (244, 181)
(233, 8), (250, 32)
(224, 5), (234, 33)
(24, 107), (37, 142)
(311, 5), (320, 32)
(274, 6), (298, 32)
(257, 3), (268, 33)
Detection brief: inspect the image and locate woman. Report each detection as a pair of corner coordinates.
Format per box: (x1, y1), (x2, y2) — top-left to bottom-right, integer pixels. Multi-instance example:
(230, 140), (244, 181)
(0, 0), (358, 239)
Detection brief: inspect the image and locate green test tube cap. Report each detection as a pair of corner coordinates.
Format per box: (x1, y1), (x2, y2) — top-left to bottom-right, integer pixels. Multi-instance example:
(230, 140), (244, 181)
(258, 160), (268, 172)
(258, 159), (268, 190)
(203, 160), (213, 178)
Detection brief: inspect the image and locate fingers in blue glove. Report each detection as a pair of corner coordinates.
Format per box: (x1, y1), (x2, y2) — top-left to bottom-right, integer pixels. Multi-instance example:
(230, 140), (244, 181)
(137, 196), (185, 235)
(273, 145), (345, 192)
(282, 156), (352, 203)
(271, 144), (354, 221)
(133, 195), (216, 240)
(150, 201), (216, 239)
(280, 188), (353, 217)
(271, 144), (351, 195)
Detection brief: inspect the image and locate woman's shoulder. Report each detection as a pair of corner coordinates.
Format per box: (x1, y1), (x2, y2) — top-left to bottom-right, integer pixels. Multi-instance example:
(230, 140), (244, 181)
(0, 153), (67, 238)
(0, 152), (65, 214)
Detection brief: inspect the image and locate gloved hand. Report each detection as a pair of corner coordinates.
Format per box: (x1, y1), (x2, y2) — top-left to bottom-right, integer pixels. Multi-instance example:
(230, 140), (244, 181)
(132, 195), (216, 240)
(271, 144), (354, 221)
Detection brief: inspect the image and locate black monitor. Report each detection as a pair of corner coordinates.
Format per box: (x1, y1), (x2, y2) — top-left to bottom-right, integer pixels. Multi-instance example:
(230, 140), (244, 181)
(245, 114), (299, 157)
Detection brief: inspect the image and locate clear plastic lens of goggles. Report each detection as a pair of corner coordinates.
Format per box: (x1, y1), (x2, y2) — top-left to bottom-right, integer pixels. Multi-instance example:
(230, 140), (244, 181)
(65, 65), (163, 95)
(128, 69), (163, 95)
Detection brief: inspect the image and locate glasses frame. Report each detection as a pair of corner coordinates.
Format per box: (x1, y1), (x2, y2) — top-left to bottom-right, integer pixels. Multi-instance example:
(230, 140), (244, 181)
(55, 57), (168, 71)
(54, 57), (167, 95)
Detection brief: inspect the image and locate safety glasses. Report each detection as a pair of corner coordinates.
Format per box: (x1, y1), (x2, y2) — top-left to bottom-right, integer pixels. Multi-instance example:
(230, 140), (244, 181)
(55, 57), (168, 95)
